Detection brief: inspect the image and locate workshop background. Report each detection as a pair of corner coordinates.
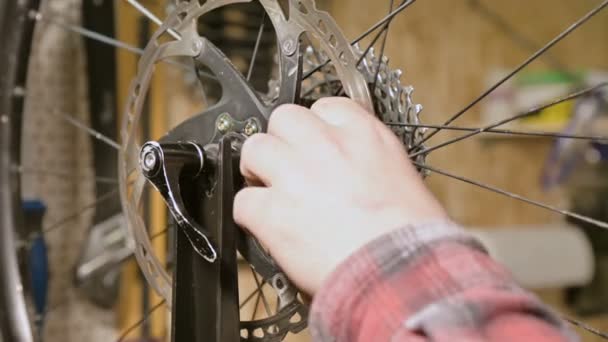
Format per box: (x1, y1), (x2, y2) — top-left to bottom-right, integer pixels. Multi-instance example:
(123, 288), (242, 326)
(3, 0), (608, 341)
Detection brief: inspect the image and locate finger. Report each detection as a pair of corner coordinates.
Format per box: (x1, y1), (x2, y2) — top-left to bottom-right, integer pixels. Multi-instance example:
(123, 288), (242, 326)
(310, 97), (372, 128)
(268, 104), (329, 146)
(312, 96), (398, 148)
(233, 186), (274, 241)
(240, 133), (291, 186)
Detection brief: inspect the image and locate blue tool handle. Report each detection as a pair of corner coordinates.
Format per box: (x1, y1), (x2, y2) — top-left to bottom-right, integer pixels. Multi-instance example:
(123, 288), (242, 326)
(29, 236), (48, 322)
(23, 200), (48, 337)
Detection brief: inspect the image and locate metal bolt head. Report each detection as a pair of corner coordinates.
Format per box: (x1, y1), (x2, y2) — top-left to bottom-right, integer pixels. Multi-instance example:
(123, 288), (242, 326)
(216, 114), (233, 133)
(243, 120), (259, 136)
(282, 38), (295, 55)
(142, 150), (158, 172)
(192, 39), (203, 55)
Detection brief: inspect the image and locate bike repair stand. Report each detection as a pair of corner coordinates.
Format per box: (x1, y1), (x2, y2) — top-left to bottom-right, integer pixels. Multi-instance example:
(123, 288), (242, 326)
(140, 137), (241, 342)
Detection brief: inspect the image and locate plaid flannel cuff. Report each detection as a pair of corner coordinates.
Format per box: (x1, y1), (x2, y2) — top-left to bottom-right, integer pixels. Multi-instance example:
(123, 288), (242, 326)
(309, 221), (483, 341)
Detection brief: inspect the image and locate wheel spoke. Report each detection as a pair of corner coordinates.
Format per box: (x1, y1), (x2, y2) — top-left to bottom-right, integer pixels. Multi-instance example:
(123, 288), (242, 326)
(389, 122), (608, 141)
(251, 268), (272, 316)
(32, 10), (215, 80)
(124, 0), (181, 40)
(469, 0), (570, 72)
(240, 280), (266, 309)
(116, 300), (166, 342)
(251, 292), (262, 320)
(150, 226), (170, 241)
(51, 111), (120, 150)
(32, 10), (142, 54)
(417, 0), (608, 145)
(41, 188), (120, 236)
(17, 166), (118, 184)
(332, 25), (388, 96)
(415, 162), (608, 231)
(302, 0), (416, 81)
(564, 316), (608, 339)
(409, 82), (608, 158)
(371, 0), (395, 95)
(333, 0), (404, 96)
(246, 12), (267, 82)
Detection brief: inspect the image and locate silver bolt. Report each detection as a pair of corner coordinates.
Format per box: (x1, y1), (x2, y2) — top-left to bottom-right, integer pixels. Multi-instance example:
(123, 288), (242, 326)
(0, 115), (8, 124)
(282, 38), (295, 55)
(243, 120), (259, 136)
(142, 151), (158, 172)
(217, 114), (233, 133)
(192, 39), (203, 55)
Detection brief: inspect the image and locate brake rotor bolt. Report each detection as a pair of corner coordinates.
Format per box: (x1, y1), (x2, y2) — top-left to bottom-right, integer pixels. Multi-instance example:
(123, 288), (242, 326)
(217, 114), (233, 133)
(282, 38), (295, 55)
(243, 120), (259, 136)
(192, 39), (203, 54)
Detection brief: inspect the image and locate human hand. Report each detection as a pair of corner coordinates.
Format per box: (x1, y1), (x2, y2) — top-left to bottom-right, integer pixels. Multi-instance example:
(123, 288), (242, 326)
(234, 97), (447, 295)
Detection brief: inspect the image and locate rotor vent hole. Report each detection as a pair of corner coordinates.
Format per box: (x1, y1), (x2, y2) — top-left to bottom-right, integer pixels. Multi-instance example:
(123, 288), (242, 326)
(267, 324), (279, 334)
(318, 20), (327, 34)
(178, 11), (187, 21)
(297, 1), (308, 14)
(290, 312), (302, 324)
(253, 328), (264, 338)
(277, 0), (290, 19)
(328, 35), (337, 48)
(338, 51), (347, 65)
(147, 260), (157, 276)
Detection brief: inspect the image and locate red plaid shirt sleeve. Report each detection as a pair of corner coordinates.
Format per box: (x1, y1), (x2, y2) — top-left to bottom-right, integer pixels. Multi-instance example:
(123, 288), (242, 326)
(309, 222), (578, 342)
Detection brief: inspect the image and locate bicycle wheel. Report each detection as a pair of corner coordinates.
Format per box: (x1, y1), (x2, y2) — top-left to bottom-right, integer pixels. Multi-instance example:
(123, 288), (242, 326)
(1, 0), (124, 341)
(0, 1), (40, 341)
(2, 0), (608, 341)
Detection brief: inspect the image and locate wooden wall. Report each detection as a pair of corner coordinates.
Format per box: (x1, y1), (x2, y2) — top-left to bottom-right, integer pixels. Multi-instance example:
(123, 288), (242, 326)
(329, 3), (608, 340)
(329, 0), (608, 227)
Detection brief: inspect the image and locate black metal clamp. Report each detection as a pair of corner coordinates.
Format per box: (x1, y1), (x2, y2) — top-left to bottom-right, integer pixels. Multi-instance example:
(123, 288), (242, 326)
(140, 136), (307, 342)
(140, 138), (241, 341)
(139, 140), (218, 262)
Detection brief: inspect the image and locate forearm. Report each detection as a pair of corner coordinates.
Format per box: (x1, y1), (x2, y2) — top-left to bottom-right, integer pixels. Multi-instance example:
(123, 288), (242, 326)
(309, 222), (577, 342)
